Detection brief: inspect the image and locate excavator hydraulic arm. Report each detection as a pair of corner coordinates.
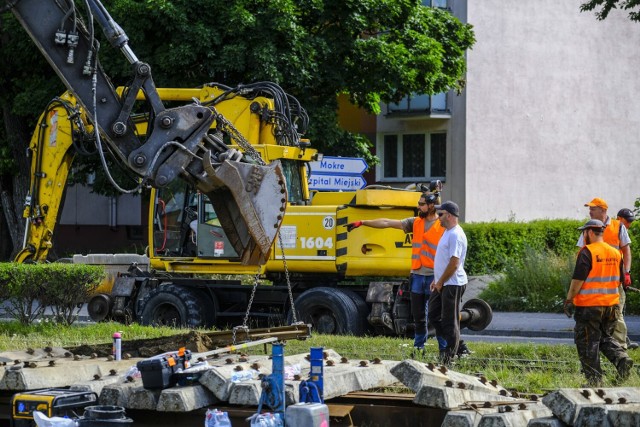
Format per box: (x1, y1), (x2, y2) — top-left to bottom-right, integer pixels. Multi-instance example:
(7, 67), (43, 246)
(7, 0), (300, 264)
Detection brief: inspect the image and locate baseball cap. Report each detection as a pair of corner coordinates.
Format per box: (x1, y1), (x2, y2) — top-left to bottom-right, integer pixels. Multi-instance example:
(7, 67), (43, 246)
(435, 201), (459, 217)
(577, 219), (605, 231)
(617, 208), (635, 222)
(584, 197), (608, 209)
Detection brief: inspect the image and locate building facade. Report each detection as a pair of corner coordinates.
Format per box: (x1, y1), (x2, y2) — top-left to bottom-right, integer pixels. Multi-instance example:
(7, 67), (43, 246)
(375, 0), (640, 222)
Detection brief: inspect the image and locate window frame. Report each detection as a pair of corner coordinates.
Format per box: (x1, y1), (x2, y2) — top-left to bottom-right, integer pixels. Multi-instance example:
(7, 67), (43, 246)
(376, 132), (447, 182)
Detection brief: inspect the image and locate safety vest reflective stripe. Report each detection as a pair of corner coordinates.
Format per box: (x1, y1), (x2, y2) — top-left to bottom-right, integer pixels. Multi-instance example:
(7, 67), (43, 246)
(573, 242), (621, 307)
(411, 217), (444, 270)
(584, 275), (622, 283)
(578, 288), (619, 295)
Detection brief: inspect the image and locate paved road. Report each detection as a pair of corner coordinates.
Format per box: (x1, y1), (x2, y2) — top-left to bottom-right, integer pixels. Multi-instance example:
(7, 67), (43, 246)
(463, 311), (640, 345)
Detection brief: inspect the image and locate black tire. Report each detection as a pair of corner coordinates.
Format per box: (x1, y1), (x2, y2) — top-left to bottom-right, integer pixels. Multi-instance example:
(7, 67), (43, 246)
(289, 287), (367, 335)
(139, 284), (214, 328)
(341, 289), (371, 334)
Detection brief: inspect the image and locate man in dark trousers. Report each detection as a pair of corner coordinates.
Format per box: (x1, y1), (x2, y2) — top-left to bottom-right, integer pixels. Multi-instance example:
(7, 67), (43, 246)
(565, 219), (633, 386)
(346, 192), (453, 356)
(429, 201), (468, 366)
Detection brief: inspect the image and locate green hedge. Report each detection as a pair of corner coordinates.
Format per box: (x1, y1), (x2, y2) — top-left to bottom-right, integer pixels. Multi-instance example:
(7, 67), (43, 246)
(465, 219), (640, 314)
(462, 219), (582, 275)
(0, 263), (105, 325)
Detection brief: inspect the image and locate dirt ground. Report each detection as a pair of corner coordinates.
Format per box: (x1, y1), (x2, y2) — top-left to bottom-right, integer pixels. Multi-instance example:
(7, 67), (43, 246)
(68, 330), (217, 358)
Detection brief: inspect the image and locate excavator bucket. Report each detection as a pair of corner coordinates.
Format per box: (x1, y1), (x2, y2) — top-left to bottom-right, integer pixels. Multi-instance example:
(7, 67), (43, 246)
(201, 156), (287, 265)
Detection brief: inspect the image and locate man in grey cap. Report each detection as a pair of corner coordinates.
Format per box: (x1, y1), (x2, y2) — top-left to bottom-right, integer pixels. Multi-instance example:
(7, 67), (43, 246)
(565, 219), (633, 386)
(617, 208), (635, 230)
(429, 201), (468, 366)
(616, 208), (638, 350)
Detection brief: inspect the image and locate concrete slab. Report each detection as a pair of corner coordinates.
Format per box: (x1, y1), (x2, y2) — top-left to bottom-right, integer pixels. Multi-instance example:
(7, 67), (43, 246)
(99, 382), (140, 407)
(322, 360), (400, 400)
(414, 385), (518, 410)
(156, 384), (217, 412)
(0, 347), (72, 363)
(198, 357), (266, 401)
(442, 411), (480, 427)
(228, 380), (262, 406)
(391, 359), (508, 395)
(128, 387), (161, 410)
(0, 358), (141, 390)
(527, 416), (568, 427)
(69, 375), (125, 396)
(475, 403), (552, 427)
(542, 388), (640, 425)
(606, 403), (640, 426)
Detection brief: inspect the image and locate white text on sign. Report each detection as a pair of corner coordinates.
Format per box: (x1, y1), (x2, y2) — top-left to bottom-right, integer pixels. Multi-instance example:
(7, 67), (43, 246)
(309, 175), (366, 191)
(309, 156), (368, 175)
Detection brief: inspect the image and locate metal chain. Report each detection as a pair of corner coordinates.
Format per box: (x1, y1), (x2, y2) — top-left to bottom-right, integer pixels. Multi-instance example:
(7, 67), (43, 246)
(279, 233), (298, 323)
(233, 265), (261, 345)
(213, 110), (266, 165)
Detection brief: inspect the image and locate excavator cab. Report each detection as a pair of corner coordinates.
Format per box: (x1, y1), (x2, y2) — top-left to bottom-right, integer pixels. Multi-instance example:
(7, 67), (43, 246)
(152, 183), (240, 260)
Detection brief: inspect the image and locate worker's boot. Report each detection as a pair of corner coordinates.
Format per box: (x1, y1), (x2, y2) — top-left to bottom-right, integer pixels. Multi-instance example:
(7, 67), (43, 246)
(439, 350), (452, 367)
(626, 336), (639, 350)
(456, 340), (472, 358)
(411, 347), (426, 360)
(616, 357), (634, 381)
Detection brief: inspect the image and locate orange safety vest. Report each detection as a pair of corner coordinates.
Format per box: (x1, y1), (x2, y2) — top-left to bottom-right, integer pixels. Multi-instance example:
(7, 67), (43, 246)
(603, 218), (622, 251)
(573, 241), (621, 307)
(411, 217), (445, 270)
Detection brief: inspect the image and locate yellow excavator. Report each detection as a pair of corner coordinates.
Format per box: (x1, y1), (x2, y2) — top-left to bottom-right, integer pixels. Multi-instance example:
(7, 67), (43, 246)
(10, 0), (493, 337)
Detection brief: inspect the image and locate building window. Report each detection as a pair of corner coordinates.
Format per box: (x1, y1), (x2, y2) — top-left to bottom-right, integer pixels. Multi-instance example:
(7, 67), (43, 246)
(379, 133), (446, 181)
(423, 0), (448, 9)
(386, 92), (449, 115)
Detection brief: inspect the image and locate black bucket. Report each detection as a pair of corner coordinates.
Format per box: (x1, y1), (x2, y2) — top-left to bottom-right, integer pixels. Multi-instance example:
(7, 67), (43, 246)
(77, 405), (133, 426)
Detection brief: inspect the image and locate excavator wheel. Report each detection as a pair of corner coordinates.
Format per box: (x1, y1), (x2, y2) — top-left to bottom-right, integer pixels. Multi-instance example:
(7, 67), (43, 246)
(139, 284), (214, 328)
(87, 294), (112, 322)
(288, 287), (367, 336)
(340, 289), (372, 334)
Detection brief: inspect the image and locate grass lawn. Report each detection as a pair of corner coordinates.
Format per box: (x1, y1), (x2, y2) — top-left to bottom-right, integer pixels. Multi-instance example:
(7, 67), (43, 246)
(0, 321), (637, 394)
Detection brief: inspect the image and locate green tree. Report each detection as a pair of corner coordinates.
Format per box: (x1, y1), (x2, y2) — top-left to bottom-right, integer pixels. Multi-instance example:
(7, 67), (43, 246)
(581, 0), (640, 21)
(0, 0), (474, 258)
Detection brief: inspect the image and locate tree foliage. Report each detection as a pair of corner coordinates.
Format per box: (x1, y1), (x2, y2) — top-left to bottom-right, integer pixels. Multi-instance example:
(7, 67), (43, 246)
(0, 0), (474, 256)
(581, 0), (640, 21)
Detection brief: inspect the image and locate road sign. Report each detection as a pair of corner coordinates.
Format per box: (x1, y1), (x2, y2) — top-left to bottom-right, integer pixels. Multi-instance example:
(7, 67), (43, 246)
(308, 174), (367, 191)
(309, 156), (368, 176)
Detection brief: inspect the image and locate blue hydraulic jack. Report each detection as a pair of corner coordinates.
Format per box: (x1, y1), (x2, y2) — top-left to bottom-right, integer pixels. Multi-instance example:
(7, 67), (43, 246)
(299, 347), (324, 403)
(254, 342), (286, 423)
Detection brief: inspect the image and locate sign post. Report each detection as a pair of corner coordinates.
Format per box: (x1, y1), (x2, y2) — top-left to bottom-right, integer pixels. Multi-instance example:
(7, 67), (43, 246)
(308, 156), (368, 191)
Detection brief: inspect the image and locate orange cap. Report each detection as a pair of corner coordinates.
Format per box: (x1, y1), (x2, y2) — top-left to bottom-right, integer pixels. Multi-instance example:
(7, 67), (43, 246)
(584, 197), (608, 209)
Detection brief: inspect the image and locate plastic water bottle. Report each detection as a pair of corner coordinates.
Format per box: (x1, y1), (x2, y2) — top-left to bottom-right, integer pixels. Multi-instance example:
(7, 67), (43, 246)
(112, 332), (122, 361)
(32, 411), (77, 427)
(249, 413), (271, 427)
(204, 409), (231, 427)
(230, 369), (257, 382)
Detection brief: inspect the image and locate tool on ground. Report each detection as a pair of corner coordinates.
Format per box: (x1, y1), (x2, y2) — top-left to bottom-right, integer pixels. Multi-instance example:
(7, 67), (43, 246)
(137, 347), (192, 390)
(299, 347), (324, 404)
(256, 343), (286, 419)
(11, 388), (97, 426)
(194, 337), (279, 360)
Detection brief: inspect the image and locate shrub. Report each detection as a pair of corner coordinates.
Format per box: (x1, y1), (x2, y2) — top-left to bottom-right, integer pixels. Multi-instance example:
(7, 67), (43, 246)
(0, 263), (105, 325)
(0, 263), (49, 324)
(479, 246), (573, 312)
(462, 219), (582, 275)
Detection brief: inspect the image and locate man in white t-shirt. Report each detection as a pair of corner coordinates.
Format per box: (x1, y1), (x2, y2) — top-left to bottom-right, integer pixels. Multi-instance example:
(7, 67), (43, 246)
(429, 201), (468, 366)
